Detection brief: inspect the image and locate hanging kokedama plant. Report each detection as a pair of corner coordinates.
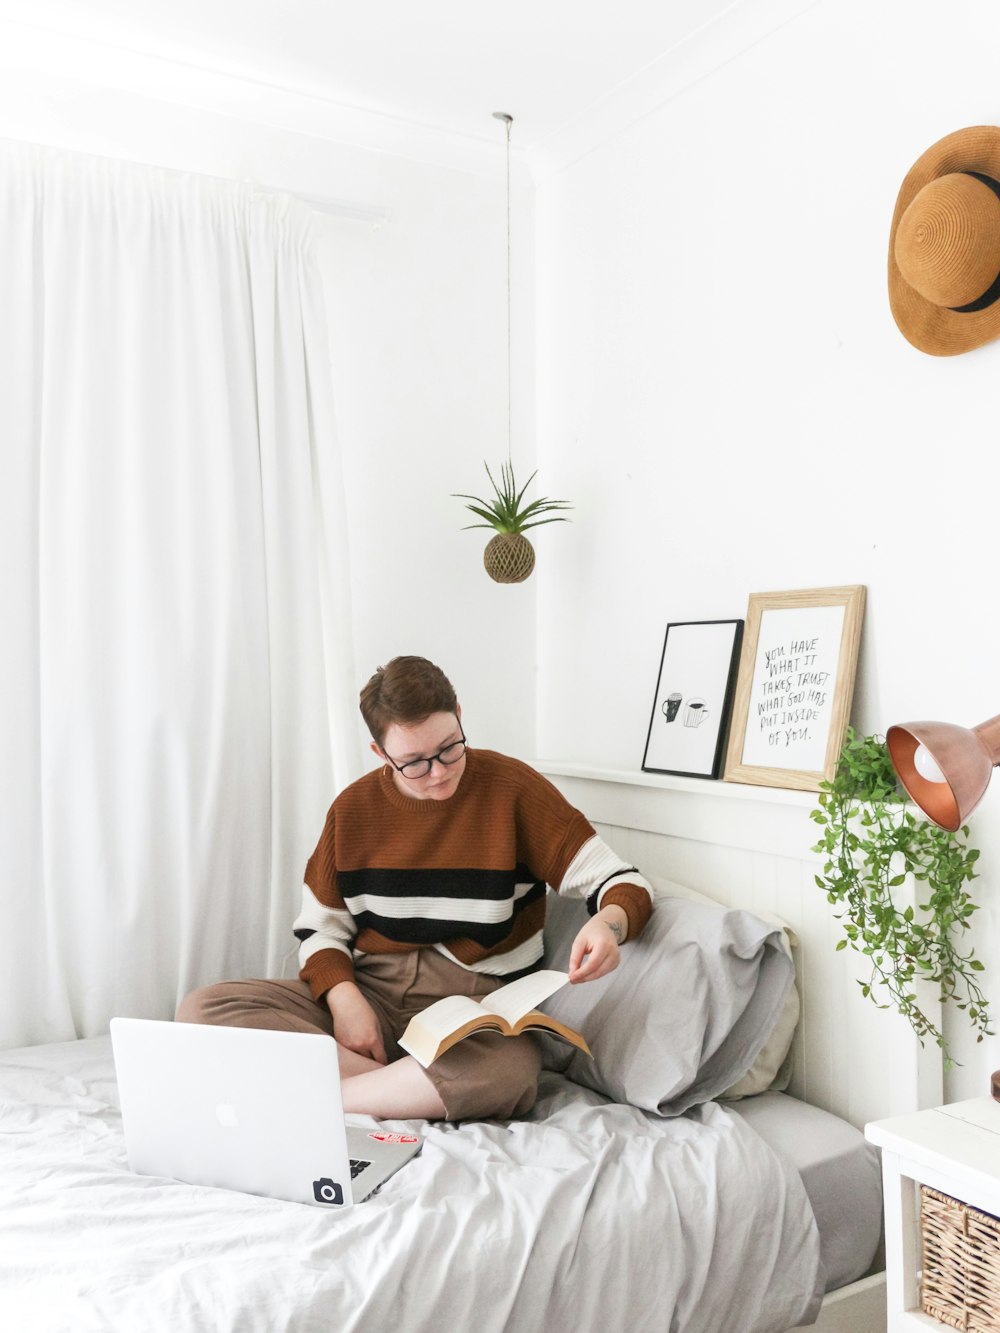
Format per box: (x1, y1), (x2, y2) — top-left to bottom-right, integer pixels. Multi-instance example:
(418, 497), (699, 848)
(451, 113), (572, 584)
(454, 461), (572, 584)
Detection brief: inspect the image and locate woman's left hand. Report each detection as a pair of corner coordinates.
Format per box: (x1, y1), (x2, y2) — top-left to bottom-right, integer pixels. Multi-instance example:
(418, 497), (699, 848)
(568, 906), (628, 984)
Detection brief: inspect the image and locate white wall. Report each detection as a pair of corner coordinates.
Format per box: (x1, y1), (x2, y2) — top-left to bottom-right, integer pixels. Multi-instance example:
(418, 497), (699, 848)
(534, 0), (1000, 1100)
(0, 60), (538, 765)
(7, 3), (1000, 1099)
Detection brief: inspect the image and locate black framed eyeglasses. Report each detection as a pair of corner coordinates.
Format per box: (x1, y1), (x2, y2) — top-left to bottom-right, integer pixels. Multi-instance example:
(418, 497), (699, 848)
(382, 725), (468, 780)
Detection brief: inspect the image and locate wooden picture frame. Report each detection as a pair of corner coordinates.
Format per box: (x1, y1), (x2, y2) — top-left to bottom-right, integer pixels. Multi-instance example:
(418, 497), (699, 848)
(722, 585), (866, 791)
(641, 619), (744, 779)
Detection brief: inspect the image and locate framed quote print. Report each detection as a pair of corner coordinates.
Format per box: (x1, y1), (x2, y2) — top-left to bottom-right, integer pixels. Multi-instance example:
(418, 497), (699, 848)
(722, 585), (866, 791)
(642, 619), (744, 779)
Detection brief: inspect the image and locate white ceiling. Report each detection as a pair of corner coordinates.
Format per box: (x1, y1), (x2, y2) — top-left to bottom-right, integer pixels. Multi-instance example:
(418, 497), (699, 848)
(0, 0), (813, 174)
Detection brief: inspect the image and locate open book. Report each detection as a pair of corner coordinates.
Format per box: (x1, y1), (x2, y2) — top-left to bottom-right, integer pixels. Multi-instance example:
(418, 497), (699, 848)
(398, 969), (591, 1069)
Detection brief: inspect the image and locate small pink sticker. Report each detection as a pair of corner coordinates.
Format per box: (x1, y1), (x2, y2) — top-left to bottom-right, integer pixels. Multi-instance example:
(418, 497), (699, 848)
(368, 1131), (420, 1144)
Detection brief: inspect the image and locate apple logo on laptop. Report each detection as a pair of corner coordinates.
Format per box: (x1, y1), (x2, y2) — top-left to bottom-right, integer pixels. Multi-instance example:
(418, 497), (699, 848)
(215, 1102), (240, 1128)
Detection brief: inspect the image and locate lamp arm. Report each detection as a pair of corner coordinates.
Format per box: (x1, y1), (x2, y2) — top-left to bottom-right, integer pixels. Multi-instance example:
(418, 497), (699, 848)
(973, 714), (1000, 765)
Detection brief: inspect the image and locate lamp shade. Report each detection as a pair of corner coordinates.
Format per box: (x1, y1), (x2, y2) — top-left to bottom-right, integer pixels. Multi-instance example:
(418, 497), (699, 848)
(886, 714), (1000, 831)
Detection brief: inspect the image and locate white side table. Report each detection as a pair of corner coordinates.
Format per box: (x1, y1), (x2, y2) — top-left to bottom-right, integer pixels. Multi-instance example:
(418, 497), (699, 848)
(866, 1098), (1000, 1331)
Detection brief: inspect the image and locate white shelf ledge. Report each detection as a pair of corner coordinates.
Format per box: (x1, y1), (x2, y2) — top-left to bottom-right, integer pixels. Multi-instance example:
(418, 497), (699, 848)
(530, 760), (822, 860)
(531, 760), (818, 807)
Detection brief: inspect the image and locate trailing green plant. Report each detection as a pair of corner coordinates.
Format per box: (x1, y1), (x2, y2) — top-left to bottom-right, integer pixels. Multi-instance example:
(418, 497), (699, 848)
(811, 727), (991, 1057)
(453, 460), (572, 535)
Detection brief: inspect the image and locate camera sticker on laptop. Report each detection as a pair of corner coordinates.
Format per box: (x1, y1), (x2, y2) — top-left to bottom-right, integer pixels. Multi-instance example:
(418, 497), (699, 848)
(312, 1178), (345, 1205)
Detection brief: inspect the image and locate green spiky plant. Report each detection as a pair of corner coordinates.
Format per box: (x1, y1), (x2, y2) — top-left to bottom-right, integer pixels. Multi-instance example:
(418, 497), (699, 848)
(453, 461), (572, 584)
(811, 727), (990, 1059)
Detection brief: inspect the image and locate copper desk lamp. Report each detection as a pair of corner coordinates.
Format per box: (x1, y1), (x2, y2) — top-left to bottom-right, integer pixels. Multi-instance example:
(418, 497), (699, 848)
(886, 714), (1000, 833)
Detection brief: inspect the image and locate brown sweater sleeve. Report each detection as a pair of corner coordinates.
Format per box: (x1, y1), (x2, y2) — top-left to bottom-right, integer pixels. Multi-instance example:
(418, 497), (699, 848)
(295, 804), (358, 1000)
(600, 882), (654, 941)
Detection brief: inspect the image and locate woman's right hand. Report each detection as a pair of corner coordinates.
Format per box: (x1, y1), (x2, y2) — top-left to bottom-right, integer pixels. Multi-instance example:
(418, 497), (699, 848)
(325, 981), (388, 1064)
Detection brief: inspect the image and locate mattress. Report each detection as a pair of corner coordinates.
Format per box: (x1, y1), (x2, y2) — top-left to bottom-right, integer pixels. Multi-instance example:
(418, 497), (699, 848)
(0, 1034), (827, 1333)
(728, 1090), (883, 1292)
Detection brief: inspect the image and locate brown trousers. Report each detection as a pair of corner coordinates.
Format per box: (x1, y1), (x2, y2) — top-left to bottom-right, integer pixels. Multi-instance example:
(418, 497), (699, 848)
(176, 948), (541, 1122)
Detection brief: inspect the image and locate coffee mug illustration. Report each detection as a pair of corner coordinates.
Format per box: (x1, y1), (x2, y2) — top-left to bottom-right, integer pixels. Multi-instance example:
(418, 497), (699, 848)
(662, 692), (682, 723)
(684, 698), (709, 728)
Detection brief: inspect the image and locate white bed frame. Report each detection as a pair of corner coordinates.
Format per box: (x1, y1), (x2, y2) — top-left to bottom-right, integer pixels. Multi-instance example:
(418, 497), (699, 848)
(536, 763), (945, 1333)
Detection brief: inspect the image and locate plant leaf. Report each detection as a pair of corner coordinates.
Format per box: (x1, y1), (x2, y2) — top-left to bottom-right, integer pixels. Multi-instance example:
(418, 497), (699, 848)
(454, 461), (573, 535)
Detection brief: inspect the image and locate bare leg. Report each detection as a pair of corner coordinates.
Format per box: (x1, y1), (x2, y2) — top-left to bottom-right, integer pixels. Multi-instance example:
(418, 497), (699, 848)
(336, 1044), (386, 1078)
(340, 1055), (447, 1120)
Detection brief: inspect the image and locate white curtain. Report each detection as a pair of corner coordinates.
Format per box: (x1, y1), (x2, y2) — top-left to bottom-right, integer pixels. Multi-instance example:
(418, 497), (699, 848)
(0, 140), (360, 1049)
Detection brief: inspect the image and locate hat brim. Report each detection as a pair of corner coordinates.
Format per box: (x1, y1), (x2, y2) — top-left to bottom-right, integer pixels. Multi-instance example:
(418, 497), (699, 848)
(889, 125), (1000, 356)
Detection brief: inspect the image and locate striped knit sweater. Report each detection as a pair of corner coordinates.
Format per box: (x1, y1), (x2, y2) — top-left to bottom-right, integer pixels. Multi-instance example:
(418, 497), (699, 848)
(295, 748), (654, 999)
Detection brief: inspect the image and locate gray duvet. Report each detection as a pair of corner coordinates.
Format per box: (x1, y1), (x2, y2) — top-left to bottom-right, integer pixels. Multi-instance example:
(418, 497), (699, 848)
(0, 1035), (823, 1333)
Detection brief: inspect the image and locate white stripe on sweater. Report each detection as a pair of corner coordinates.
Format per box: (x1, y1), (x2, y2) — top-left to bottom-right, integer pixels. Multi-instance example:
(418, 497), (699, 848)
(342, 879), (537, 924)
(295, 885), (356, 970)
(298, 933), (352, 967)
(433, 934), (545, 976)
(557, 834), (653, 907)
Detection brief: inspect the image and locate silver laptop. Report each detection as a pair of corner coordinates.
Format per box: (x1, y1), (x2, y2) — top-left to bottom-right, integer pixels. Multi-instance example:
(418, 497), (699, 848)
(110, 1017), (422, 1207)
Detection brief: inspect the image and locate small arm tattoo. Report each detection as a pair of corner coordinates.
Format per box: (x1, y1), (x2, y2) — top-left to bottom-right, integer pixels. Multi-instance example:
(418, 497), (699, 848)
(606, 920), (624, 944)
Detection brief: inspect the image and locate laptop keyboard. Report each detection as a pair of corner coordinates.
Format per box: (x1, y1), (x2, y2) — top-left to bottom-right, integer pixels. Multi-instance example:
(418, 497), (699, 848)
(349, 1158), (371, 1179)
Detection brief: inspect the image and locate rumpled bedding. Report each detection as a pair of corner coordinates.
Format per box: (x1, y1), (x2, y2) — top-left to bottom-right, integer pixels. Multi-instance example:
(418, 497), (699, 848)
(0, 1036), (823, 1333)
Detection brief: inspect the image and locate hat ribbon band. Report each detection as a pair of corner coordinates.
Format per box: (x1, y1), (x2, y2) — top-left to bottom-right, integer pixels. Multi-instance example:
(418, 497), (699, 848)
(950, 171), (1000, 313)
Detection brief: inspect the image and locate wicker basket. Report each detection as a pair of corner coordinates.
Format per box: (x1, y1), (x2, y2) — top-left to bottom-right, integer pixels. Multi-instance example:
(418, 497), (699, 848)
(921, 1185), (1000, 1330)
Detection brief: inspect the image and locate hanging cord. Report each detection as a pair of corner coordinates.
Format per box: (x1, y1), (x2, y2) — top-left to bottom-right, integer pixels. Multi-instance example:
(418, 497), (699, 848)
(493, 111), (513, 465)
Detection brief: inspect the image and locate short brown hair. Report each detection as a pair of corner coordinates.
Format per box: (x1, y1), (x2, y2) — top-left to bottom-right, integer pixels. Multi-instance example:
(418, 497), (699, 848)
(359, 656), (459, 746)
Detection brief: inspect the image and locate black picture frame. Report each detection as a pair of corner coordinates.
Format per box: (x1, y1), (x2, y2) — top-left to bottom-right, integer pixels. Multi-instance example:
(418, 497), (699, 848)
(641, 619), (744, 779)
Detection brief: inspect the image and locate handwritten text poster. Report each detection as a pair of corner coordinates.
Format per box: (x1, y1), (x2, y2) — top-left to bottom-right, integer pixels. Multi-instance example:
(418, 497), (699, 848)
(739, 604), (846, 772)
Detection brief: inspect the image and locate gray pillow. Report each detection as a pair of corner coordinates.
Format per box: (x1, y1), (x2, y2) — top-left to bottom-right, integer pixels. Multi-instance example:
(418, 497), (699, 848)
(538, 890), (795, 1117)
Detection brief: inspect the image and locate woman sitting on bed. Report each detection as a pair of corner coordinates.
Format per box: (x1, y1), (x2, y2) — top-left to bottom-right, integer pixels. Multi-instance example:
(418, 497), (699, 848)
(177, 656), (654, 1122)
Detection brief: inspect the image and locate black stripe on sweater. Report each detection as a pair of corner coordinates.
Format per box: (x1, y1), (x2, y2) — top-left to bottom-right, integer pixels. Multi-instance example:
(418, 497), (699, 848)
(337, 864), (541, 901)
(586, 866), (639, 915)
(347, 882), (546, 948)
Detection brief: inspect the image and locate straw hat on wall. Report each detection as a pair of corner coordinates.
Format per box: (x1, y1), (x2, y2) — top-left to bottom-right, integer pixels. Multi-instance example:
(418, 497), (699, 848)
(889, 125), (1000, 356)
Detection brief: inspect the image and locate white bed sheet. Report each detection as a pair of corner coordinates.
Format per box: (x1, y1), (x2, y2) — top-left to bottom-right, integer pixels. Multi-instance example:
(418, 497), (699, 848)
(0, 1036), (824, 1333)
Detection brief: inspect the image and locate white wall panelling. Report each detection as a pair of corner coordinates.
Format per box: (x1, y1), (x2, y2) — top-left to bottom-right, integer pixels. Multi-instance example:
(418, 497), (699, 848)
(537, 765), (944, 1131)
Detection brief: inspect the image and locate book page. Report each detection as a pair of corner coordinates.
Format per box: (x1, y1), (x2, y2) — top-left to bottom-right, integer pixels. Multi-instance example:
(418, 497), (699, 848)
(478, 969), (570, 1026)
(411, 993), (498, 1040)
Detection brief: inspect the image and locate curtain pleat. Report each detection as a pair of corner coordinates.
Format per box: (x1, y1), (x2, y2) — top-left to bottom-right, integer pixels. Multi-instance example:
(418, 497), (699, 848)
(0, 140), (360, 1048)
